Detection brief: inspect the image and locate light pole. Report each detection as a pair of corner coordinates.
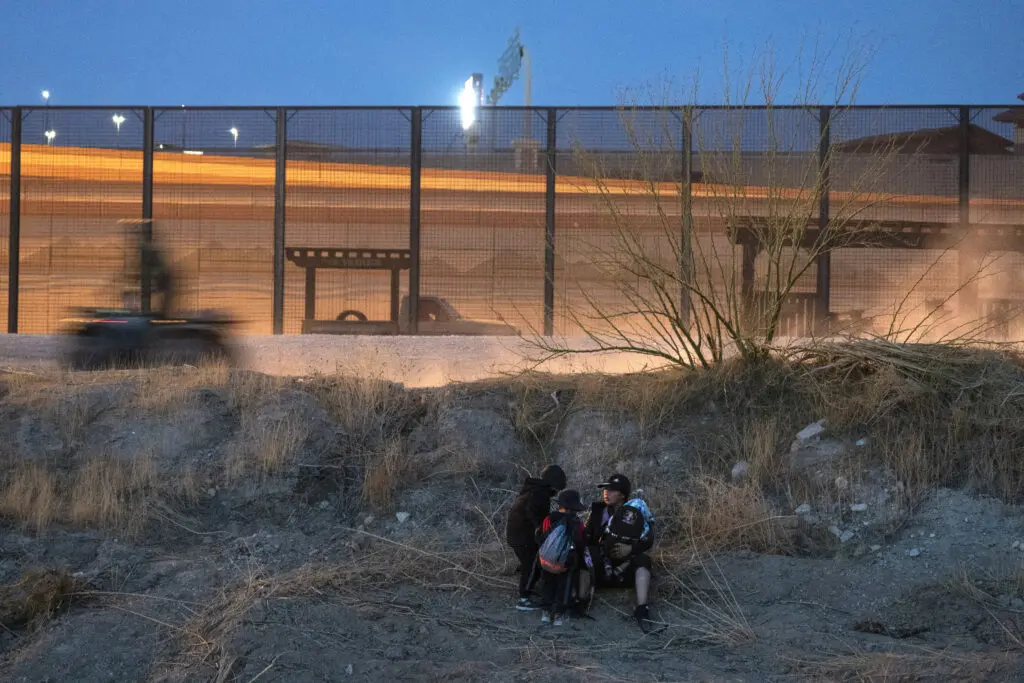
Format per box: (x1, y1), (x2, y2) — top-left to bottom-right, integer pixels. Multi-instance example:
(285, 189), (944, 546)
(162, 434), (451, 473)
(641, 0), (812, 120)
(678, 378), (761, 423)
(44, 129), (55, 145)
(112, 113), (125, 148)
(229, 127), (239, 148)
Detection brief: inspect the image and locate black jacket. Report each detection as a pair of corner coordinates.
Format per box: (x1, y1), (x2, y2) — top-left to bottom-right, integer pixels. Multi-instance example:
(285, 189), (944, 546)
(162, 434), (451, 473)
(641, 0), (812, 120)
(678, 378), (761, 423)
(583, 501), (655, 556)
(506, 477), (557, 547)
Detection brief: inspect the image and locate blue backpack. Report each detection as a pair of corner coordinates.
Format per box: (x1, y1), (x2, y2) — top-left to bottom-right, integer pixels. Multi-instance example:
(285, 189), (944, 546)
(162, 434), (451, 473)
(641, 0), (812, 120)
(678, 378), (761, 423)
(538, 520), (575, 574)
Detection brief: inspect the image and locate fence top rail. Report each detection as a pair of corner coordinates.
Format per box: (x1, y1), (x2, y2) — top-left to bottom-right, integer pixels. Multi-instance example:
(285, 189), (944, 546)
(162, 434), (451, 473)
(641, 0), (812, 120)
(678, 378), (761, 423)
(1, 103), (1022, 112)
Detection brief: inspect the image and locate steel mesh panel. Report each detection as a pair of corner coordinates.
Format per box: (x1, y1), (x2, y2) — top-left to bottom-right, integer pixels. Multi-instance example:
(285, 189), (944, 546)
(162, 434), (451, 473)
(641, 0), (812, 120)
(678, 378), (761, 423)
(283, 109), (411, 333)
(419, 107), (546, 334)
(965, 106), (1024, 340)
(0, 110), (10, 331)
(153, 109), (276, 334)
(828, 108), (962, 333)
(18, 108), (143, 333)
(554, 108), (685, 336)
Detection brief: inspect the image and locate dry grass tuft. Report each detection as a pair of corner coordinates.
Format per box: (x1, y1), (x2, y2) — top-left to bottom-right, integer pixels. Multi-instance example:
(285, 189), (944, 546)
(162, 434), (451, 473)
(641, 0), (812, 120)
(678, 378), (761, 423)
(666, 474), (796, 556)
(0, 567), (85, 631)
(361, 436), (421, 512)
(68, 455), (158, 536)
(0, 455), (161, 538)
(0, 463), (62, 532)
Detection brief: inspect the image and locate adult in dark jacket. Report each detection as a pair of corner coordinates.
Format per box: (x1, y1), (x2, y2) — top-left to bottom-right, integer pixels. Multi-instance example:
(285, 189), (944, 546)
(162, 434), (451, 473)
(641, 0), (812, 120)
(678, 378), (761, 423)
(580, 473), (656, 629)
(505, 464), (567, 611)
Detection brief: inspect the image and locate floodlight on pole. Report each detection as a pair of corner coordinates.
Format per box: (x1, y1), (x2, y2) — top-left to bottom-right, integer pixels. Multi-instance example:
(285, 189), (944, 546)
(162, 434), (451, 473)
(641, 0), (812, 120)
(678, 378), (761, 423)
(41, 90), (50, 103)
(112, 113), (125, 133)
(229, 127), (239, 147)
(459, 76), (482, 131)
(44, 129), (56, 145)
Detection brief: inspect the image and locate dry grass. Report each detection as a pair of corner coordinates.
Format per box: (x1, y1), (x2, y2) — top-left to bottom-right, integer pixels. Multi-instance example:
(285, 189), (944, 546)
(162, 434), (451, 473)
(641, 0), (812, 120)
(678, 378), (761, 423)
(0, 454), (161, 537)
(664, 474), (796, 556)
(361, 436), (419, 511)
(0, 567), (85, 631)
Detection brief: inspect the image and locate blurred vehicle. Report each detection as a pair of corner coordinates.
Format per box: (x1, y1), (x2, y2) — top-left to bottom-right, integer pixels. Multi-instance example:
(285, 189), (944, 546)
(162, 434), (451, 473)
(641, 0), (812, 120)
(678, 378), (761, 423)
(58, 219), (236, 370)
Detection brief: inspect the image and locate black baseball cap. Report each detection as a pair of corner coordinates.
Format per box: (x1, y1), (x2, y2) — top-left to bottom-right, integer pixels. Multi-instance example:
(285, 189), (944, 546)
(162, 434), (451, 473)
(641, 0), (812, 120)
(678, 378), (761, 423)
(597, 473), (631, 498)
(556, 489), (586, 512)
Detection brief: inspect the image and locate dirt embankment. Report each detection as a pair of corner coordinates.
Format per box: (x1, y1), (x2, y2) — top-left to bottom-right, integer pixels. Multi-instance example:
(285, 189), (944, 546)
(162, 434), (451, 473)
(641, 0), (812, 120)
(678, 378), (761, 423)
(3, 342), (1024, 681)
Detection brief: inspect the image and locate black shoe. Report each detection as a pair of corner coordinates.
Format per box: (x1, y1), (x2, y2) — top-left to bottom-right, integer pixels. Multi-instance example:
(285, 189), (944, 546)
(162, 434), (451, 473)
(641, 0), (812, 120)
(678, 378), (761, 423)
(634, 604), (652, 632)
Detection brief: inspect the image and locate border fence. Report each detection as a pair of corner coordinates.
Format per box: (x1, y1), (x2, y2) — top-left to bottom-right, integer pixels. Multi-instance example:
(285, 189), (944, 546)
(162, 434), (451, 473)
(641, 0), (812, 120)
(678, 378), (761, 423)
(0, 104), (1022, 339)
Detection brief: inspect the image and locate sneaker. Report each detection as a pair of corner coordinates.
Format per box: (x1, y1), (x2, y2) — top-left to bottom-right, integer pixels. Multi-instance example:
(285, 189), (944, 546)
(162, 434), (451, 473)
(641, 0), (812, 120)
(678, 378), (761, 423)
(516, 597), (542, 612)
(540, 612), (551, 624)
(634, 604), (652, 632)
(553, 614), (564, 627)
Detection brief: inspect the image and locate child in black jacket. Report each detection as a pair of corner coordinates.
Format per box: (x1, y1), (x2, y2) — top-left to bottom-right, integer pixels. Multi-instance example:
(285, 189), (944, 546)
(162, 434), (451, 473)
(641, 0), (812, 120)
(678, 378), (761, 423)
(505, 464), (566, 611)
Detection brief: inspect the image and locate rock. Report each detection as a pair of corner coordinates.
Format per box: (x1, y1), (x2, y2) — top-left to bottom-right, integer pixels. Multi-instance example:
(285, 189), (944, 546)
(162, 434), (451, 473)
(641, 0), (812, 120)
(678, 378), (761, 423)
(850, 503), (868, 512)
(908, 548), (921, 557)
(829, 526), (854, 543)
(731, 461), (749, 483)
(318, 500), (330, 510)
(795, 503), (812, 515)
(856, 437), (869, 447)
(395, 511), (411, 524)
(364, 515), (375, 526)
(346, 664), (354, 676)
(869, 544), (882, 552)
(794, 420), (826, 444)
(835, 476), (850, 491)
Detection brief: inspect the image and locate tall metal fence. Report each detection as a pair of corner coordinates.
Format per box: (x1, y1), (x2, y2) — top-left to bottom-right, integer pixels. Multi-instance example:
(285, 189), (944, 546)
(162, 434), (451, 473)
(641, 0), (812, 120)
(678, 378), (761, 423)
(0, 104), (1022, 338)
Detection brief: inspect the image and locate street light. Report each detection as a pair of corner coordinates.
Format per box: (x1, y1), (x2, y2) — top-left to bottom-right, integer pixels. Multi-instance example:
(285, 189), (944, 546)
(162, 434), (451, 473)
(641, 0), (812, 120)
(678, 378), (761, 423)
(41, 90), (50, 103)
(112, 113), (125, 133)
(229, 127), (239, 147)
(44, 129), (56, 145)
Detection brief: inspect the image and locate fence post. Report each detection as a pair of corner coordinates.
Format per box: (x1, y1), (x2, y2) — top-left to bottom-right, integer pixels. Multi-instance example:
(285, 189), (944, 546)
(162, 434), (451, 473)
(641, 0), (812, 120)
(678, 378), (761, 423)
(409, 107), (422, 335)
(140, 107), (154, 313)
(814, 106), (832, 332)
(7, 108), (20, 333)
(680, 107), (694, 329)
(272, 108), (287, 335)
(956, 106), (978, 318)
(543, 108), (557, 336)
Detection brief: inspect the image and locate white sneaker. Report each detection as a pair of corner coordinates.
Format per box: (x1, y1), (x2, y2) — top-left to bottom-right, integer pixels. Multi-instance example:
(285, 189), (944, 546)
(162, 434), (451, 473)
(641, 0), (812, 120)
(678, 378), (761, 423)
(553, 614), (564, 626)
(540, 613), (551, 624)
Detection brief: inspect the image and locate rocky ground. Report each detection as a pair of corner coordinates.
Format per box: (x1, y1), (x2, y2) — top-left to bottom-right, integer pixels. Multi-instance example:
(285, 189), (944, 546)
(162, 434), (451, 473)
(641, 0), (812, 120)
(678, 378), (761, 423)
(2, 338), (1024, 681)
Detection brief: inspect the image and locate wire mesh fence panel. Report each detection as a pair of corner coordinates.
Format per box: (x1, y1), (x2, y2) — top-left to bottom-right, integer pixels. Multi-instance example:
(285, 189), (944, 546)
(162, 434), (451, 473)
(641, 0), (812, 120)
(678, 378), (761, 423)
(17, 108), (143, 333)
(420, 107), (546, 336)
(828, 108), (962, 336)
(554, 108), (685, 337)
(689, 107), (823, 338)
(0, 110), (10, 331)
(965, 106), (1024, 341)
(153, 108), (276, 334)
(283, 109), (412, 335)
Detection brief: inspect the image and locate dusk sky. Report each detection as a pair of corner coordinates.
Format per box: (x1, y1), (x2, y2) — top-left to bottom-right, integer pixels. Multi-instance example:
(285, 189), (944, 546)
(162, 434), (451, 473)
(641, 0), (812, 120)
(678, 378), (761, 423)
(0, 0), (1021, 108)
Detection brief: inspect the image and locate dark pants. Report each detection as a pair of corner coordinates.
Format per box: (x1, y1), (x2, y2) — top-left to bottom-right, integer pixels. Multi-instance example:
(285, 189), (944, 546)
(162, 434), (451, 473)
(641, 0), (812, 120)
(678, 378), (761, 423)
(541, 568), (577, 615)
(512, 543), (540, 598)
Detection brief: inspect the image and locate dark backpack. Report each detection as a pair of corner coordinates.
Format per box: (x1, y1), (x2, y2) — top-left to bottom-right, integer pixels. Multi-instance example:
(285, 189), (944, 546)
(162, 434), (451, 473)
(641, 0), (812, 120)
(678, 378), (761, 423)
(538, 519), (575, 574)
(604, 502), (648, 547)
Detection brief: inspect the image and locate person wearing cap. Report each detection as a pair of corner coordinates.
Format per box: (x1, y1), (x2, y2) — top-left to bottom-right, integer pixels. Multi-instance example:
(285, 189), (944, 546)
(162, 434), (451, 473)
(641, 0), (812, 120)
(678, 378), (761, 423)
(580, 473), (656, 629)
(505, 464), (567, 611)
(535, 489), (588, 626)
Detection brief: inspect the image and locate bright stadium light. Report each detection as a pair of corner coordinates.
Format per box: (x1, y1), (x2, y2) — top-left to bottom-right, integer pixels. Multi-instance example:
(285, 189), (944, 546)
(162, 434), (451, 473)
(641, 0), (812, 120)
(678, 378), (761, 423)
(112, 113), (125, 133)
(42, 90), (50, 102)
(44, 129), (56, 145)
(459, 78), (478, 130)
(229, 127), (239, 147)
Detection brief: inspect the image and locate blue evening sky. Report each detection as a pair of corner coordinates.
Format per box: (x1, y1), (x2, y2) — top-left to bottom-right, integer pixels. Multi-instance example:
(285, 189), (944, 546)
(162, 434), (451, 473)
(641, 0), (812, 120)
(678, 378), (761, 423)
(0, 0), (1020, 108)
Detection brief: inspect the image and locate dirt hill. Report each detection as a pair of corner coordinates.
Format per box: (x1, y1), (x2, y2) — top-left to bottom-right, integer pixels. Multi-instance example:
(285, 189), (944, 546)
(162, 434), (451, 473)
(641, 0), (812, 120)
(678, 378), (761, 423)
(2, 341), (1024, 681)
